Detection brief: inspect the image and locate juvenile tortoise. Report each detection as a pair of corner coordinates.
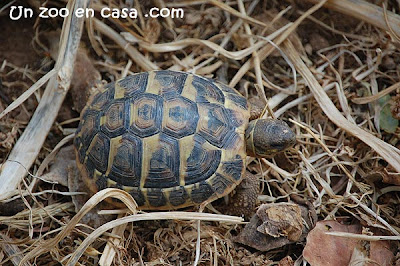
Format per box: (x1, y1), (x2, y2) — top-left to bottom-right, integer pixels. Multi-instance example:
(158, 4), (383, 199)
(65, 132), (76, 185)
(74, 70), (295, 211)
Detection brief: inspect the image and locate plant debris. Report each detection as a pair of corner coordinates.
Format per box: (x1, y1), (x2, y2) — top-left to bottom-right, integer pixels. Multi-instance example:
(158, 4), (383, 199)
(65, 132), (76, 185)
(234, 203), (313, 251)
(303, 220), (396, 266)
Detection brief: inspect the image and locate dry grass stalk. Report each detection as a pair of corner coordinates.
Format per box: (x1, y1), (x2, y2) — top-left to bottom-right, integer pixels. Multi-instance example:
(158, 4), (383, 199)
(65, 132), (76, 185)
(0, 0), (90, 198)
(282, 40), (400, 172)
(348, 194), (399, 236)
(291, 119), (364, 190)
(229, 0), (327, 87)
(208, 0), (267, 27)
(305, 0), (400, 39)
(66, 211), (243, 266)
(0, 202), (74, 230)
(352, 81), (400, 104)
(324, 231), (400, 241)
(98, 214), (127, 266)
(20, 188), (139, 265)
(92, 18), (158, 71)
(0, 69), (56, 120)
(20, 188), (242, 265)
(0, 232), (30, 266)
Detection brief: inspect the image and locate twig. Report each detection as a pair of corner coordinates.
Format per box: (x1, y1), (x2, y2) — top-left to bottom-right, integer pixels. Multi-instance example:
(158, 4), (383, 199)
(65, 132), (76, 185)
(325, 231), (400, 241)
(0, 69), (56, 120)
(0, 0), (90, 199)
(304, 0), (400, 39)
(0, 232), (31, 266)
(351, 81), (400, 104)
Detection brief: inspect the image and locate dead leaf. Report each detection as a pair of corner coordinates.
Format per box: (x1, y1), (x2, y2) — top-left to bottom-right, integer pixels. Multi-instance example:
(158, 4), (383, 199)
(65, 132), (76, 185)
(234, 203), (313, 251)
(303, 221), (361, 265)
(303, 221), (395, 266)
(43, 31), (101, 113)
(370, 239), (395, 266)
(256, 203), (303, 241)
(40, 145), (75, 187)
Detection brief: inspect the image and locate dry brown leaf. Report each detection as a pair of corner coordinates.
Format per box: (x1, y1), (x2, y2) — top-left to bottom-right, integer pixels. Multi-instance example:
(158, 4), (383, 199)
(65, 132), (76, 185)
(39, 145), (75, 187)
(234, 203), (312, 251)
(304, 221), (396, 265)
(70, 48), (101, 112)
(256, 203), (303, 241)
(303, 221), (361, 266)
(369, 238), (395, 266)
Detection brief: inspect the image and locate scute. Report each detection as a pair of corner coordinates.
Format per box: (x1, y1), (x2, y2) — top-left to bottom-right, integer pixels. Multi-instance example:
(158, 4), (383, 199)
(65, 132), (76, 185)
(169, 186), (189, 206)
(128, 188), (146, 207)
(117, 72), (148, 97)
(95, 175), (108, 190)
(84, 158), (97, 180)
(197, 103), (236, 148)
(226, 94), (248, 110)
(155, 70), (187, 97)
(146, 188), (167, 207)
(220, 155), (244, 182)
(184, 135), (221, 185)
(87, 132), (110, 174)
(90, 85), (115, 110)
(108, 133), (142, 187)
(130, 93), (163, 137)
(191, 181), (215, 204)
(144, 133), (180, 188)
(75, 110), (100, 163)
(101, 99), (129, 137)
(192, 75), (225, 104)
(163, 96), (199, 138)
(210, 173), (234, 195)
(74, 70), (250, 209)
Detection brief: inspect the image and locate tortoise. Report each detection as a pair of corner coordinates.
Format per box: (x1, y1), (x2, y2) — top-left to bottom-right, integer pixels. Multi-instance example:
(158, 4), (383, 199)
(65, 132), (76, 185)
(73, 70), (295, 211)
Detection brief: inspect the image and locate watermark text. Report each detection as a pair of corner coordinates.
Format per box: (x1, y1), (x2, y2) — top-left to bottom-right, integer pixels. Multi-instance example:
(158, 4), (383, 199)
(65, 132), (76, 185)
(9, 6), (184, 20)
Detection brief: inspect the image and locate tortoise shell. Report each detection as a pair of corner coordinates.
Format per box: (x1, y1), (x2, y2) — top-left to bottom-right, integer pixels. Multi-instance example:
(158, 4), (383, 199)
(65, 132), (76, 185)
(74, 70), (250, 209)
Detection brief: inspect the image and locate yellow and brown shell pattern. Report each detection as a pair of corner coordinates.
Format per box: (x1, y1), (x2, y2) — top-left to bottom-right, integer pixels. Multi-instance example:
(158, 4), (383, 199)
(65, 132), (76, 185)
(74, 70), (250, 209)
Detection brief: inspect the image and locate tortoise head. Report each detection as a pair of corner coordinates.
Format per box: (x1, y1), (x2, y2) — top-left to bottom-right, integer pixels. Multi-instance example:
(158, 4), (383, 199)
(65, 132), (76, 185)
(245, 119), (296, 157)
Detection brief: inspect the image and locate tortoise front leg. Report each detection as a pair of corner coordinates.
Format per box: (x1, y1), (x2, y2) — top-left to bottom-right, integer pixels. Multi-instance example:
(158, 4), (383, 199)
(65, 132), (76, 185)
(248, 97), (267, 120)
(199, 172), (260, 219)
(225, 171), (260, 219)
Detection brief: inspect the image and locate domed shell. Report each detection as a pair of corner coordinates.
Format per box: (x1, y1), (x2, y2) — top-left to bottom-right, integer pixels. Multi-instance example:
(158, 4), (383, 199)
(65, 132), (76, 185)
(74, 70), (250, 209)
